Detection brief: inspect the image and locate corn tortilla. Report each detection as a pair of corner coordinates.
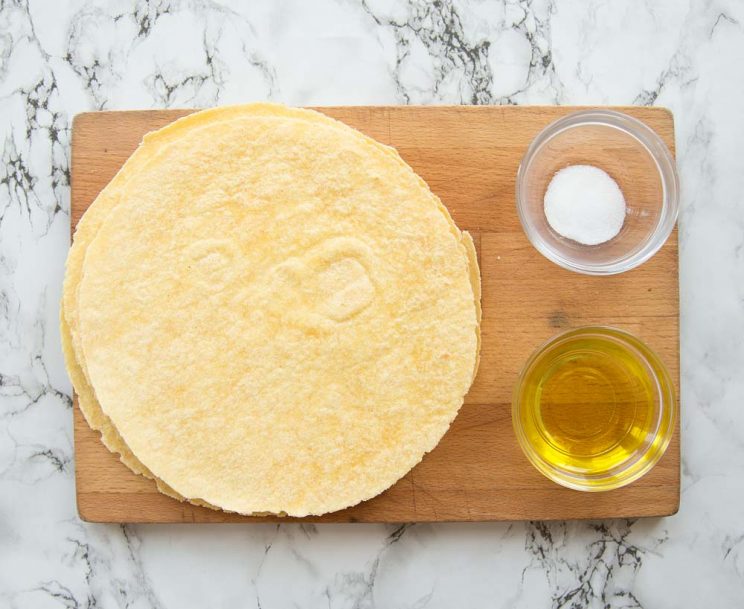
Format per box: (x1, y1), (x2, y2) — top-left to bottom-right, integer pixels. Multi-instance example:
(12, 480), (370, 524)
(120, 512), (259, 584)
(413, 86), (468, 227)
(67, 104), (480, 516)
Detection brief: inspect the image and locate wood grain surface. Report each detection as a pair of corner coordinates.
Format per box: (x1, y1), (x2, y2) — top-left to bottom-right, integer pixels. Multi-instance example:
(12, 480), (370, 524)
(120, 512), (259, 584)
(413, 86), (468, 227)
(71, 106), (680, 523)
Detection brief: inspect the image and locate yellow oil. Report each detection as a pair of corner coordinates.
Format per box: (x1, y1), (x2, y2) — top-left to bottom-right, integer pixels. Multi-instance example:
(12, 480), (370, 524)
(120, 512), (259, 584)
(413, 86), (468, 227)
(515, 329), (668, 487)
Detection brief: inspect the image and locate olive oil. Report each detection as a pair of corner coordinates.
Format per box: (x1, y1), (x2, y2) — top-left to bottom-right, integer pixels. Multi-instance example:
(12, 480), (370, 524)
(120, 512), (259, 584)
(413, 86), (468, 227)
(513, 327), (675, 491)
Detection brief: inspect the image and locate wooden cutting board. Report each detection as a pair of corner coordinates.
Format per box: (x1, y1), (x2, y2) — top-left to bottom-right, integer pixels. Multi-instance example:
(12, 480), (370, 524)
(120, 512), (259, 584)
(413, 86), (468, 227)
(71, 106), (680, 523)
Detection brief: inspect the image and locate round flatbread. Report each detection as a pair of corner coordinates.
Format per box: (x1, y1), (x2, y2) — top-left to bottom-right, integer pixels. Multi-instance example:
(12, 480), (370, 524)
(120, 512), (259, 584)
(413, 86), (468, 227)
(69, 104), (480, 516)
(63, 105), (480, 503)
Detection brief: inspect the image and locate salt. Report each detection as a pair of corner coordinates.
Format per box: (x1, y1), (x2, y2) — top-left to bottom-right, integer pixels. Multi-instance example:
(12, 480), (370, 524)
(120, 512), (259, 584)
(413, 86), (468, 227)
(543, 165), (626, 246)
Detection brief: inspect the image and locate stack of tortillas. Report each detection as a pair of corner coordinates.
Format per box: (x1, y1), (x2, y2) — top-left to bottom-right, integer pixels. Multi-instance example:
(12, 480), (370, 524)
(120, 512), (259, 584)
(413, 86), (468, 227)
(61, 104), (481, 517)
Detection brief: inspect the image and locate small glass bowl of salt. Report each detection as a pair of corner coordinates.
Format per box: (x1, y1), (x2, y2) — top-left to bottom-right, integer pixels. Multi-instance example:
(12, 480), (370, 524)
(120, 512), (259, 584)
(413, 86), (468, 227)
(516, 110), (679, 275)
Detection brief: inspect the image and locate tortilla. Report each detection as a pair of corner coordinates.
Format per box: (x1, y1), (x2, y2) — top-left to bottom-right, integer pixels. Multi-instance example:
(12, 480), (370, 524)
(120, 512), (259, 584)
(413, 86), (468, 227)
(66, 104), (480, 516)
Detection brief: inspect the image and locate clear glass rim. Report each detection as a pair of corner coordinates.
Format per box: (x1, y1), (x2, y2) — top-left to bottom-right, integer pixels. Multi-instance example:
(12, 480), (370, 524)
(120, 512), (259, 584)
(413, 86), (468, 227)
(511, 326), (677, 492)
(515, 109), (680, 276)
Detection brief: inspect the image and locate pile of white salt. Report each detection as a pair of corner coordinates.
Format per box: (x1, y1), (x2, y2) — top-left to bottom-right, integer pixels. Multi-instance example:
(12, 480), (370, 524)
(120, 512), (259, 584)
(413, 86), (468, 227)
(544, 165), (626, 246)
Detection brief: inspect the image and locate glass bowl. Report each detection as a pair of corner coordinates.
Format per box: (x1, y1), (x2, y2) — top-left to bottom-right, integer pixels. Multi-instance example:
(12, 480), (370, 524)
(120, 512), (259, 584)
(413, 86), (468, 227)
(516, 110), (679, 275)
(512, 327), (677, 492)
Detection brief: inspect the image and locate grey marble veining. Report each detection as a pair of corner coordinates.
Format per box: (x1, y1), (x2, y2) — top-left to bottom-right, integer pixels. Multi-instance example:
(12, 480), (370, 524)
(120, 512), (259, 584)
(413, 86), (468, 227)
(1, 0), (743, 607)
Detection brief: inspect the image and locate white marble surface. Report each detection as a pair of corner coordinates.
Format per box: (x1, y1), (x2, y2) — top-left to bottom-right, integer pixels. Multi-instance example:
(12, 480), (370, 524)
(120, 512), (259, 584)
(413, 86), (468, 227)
(1, 0), (743, 606)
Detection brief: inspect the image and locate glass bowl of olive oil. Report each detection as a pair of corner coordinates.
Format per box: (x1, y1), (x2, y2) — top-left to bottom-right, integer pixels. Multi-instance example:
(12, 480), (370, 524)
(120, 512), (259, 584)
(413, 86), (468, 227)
(512, 326), (676, 491)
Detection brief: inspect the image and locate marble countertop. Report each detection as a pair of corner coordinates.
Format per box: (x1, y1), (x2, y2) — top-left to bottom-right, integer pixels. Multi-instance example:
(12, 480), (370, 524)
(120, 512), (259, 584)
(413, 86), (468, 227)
(1, 1), (743, 607)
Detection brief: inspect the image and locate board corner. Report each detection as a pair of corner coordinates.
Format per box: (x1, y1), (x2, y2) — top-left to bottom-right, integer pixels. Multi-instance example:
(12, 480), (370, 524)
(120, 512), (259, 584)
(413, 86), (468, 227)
(76, 492), (104, 523)
(71, 111), (99, 135)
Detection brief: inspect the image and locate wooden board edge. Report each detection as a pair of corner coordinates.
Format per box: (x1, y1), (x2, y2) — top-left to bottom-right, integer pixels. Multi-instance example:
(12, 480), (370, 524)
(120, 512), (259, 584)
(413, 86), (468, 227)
(75, 491), (682, 524)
